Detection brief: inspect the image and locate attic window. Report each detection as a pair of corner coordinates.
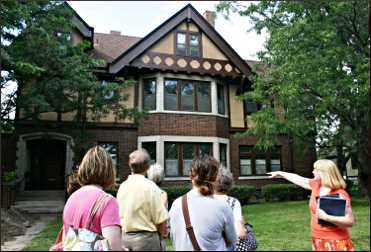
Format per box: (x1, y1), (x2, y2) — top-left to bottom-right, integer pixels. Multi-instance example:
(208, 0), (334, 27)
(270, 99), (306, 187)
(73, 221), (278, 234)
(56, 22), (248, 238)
(175, 31), (201, 57)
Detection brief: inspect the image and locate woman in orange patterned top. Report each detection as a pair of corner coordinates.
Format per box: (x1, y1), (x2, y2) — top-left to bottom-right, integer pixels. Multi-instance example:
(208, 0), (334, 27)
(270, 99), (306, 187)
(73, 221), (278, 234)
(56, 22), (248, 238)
(267, 159), (354, 251)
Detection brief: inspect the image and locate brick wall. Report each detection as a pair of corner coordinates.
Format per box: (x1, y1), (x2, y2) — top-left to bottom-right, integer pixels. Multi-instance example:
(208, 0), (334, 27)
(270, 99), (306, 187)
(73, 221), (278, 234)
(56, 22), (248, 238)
(10, 122), (138, 180)
(138, 113), (229, 138)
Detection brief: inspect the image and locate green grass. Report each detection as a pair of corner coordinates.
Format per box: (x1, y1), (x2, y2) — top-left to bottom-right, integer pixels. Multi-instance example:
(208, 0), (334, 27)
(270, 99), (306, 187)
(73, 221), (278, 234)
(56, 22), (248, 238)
(23, 198), (370, 251)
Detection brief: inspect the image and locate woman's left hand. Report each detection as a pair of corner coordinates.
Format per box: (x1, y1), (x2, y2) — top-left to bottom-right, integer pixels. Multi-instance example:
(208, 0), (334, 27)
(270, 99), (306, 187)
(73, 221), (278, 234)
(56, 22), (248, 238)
(316, 208), (329, 221)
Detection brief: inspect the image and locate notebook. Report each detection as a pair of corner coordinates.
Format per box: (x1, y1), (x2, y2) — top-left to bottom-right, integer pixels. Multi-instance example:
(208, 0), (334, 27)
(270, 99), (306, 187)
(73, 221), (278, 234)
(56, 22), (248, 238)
(317, 195), (346, 226)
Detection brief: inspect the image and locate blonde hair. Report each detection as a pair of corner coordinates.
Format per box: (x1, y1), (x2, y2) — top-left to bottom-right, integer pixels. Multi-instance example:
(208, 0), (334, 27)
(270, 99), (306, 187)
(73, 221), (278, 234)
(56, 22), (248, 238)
(147, 163), (164, 185)
(313, 159), (346, 189)
(78, 146), (116, 190)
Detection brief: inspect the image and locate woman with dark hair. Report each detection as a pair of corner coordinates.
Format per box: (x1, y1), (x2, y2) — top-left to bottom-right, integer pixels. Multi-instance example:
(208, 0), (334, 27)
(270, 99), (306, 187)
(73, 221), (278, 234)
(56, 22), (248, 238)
(169, 156), (236, 251)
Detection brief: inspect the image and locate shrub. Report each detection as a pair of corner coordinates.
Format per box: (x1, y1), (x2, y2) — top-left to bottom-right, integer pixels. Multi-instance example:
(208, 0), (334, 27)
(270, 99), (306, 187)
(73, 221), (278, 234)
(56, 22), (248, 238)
(261, 184), (310, 202)
(345, 179), (359, 196)
(163, 185), (191, 208)
(163, 185), (257, 207)
(229, 185), (257, 205)
(2, 170), (17, 183)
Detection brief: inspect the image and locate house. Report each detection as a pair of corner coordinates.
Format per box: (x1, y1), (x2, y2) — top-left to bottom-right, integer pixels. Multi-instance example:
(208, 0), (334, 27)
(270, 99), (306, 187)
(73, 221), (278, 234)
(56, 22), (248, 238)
(1, 4), (316, 192)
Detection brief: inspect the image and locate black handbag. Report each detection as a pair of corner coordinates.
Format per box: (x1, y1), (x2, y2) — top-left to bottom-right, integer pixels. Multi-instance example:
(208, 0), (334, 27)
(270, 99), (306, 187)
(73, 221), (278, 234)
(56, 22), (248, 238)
(235, 223), (258, 251)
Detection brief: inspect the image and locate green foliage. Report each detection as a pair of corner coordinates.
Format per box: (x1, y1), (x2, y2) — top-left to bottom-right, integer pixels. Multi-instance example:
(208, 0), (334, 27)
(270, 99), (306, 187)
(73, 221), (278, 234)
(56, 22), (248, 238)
(217, 0), (370, 194)
(1, 0), (146, 158)
(162, 185), (257, 207)
(261, 184), (310, 202)
(162, 185), (191, 208)
(2, 170), (17, 183)
(229, 185), (257, 205)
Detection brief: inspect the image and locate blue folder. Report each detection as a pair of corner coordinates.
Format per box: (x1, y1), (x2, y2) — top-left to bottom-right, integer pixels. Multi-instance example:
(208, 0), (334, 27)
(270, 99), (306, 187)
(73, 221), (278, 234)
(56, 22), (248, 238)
(317, 195), (346, 227)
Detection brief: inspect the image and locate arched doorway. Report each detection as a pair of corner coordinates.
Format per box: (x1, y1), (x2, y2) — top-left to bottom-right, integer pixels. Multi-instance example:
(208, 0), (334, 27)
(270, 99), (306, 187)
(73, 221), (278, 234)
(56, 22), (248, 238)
(16, 132), (74, 191)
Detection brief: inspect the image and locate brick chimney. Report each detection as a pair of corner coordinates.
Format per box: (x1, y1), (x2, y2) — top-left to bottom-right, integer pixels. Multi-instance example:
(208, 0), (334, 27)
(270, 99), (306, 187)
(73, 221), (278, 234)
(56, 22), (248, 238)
(110, 30), (121, 36)
(203, 11), (216, 27)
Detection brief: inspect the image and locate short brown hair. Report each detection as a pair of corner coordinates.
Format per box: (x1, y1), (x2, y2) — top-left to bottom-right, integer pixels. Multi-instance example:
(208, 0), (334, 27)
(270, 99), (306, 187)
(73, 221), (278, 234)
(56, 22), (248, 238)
(189, 156), (219, 196)
(129, 149), (151, 174)
(78, 146), (116, 190)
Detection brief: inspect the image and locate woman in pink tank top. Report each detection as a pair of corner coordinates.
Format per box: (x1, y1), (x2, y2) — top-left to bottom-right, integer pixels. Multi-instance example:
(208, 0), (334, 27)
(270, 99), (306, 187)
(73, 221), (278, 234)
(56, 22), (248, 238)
(63, 146), (122, 251)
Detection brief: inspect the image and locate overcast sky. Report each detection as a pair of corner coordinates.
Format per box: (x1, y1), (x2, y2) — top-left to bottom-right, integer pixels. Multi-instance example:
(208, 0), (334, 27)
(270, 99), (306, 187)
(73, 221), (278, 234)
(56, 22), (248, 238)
(67, 1), (268, 60)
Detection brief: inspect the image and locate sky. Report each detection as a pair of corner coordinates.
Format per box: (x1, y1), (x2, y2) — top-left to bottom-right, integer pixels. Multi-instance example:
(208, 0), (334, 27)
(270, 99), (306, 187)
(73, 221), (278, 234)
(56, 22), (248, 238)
(67, 1), (268, 60)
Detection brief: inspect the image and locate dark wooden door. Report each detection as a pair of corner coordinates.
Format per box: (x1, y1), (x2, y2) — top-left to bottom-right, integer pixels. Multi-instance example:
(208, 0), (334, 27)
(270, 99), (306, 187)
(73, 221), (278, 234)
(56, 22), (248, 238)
(26, 139), (66, 190)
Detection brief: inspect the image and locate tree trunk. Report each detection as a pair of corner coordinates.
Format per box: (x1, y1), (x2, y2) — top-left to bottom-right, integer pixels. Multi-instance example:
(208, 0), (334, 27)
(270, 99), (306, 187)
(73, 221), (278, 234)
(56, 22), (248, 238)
(352, 146), (370, 198)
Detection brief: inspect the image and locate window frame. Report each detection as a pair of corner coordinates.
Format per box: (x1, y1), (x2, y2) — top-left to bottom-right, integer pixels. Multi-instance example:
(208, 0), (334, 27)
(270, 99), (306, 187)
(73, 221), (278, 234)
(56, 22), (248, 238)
(142, 78), (157, 111)
(165, 142), (213, 177)
(239, 145), (282, 176)
(174, 30), (202, 58)
(164, 78), (211, 113)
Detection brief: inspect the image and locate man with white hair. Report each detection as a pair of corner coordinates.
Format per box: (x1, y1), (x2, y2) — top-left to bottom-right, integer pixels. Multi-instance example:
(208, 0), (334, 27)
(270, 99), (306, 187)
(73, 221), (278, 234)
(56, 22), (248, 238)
(117, 150), (168, 251)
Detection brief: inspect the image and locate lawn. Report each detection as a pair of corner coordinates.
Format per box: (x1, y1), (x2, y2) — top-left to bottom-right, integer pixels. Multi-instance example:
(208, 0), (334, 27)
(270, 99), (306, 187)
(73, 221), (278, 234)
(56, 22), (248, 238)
(23, 198), (370, 251)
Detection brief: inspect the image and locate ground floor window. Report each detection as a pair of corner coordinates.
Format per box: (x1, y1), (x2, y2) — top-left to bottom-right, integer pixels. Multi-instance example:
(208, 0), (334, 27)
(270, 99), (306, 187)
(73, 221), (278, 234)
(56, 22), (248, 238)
(98, 142), (118, 168)
(165, 142), (212, 177)
(239, 145), (281, 176)
(142, 142), (156, 165)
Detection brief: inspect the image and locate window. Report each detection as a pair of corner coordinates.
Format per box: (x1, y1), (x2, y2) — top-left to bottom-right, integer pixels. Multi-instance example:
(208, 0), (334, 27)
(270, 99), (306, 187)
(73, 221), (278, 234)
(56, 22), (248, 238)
(99, 143), (118, 168)
(175, 31), (201, 57)
(142, 142), (156, 165)
(244, 99), (261, 115)
(176, 32), (187, 55)
(164, 142), (213, 177)
(143, 78), (156, 110)
(239, 145), (282, 176)
(219, 143), (227, 167)
(101, 80), (115, 100)
(217, 84), (226, 115)
(164, 79), (177, 110)
(189, 34), (200, 57)
(164, 78), (211, 112)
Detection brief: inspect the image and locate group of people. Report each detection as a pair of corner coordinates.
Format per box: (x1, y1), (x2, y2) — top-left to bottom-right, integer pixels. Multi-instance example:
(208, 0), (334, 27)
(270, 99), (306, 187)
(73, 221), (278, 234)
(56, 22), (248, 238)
(57, 146), (355, 251)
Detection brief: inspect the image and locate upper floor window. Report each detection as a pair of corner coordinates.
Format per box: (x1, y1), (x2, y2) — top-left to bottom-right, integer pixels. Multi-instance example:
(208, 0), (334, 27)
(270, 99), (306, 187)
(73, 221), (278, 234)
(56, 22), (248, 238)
(175, 31), (201, 57)
(244, 99), (262, 115)
(143, 78), (156, 110)
(101, 80), (115, 100)
(217, 84), (226, 115)
(164, 79), (211, 112)
(239, 145), (281, 176)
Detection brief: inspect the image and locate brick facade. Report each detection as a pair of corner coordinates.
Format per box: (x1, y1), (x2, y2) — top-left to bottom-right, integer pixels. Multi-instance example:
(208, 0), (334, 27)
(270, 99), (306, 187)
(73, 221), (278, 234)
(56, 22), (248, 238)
(138, 113), (229, 138)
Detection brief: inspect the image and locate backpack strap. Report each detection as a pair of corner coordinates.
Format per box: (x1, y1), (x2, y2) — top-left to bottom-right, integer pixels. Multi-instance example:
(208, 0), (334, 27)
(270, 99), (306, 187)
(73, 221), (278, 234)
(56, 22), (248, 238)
(85, 194), (109, 230)
(182, 194), (201, 251)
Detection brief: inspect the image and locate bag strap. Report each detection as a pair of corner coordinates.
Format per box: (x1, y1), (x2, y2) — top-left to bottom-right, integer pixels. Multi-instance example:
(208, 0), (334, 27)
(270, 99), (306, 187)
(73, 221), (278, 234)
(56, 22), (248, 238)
(182, 194), (201, 251)
(85, 194), (109, 230)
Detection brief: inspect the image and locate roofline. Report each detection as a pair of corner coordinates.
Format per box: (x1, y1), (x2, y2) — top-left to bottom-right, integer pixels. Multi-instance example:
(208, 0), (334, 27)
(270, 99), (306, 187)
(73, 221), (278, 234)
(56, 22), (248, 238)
(108, 4), (251, 77)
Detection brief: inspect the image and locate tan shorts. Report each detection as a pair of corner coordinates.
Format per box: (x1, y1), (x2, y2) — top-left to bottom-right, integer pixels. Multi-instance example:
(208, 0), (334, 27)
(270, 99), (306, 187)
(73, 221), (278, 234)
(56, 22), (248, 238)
(122, 231), (163, 251)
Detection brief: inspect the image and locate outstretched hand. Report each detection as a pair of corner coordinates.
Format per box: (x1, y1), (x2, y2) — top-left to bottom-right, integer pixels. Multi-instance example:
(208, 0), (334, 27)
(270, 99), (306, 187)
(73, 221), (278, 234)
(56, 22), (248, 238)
(266, 171), (282, 178)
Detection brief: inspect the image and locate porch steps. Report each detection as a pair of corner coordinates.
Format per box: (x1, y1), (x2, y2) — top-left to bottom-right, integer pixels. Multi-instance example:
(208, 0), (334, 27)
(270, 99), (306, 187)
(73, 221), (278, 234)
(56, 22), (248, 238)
(12, 190), (65, 214)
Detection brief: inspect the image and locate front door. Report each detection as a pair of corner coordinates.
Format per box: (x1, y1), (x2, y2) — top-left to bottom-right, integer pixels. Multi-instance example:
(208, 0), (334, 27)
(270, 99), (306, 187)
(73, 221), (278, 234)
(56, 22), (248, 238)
(26, 139), (66, 190)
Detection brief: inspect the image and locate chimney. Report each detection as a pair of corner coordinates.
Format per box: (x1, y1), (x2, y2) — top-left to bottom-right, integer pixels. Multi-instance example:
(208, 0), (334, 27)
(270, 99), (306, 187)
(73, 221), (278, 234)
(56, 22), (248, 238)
(110, 30), (121, 36)
(203, 11), (216, 27)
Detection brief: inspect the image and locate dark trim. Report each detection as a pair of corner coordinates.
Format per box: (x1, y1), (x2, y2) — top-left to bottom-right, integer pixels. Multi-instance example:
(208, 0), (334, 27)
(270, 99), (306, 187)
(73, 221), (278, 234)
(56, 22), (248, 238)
(108, 4), (251, 77)
(15, 120), (138, 129)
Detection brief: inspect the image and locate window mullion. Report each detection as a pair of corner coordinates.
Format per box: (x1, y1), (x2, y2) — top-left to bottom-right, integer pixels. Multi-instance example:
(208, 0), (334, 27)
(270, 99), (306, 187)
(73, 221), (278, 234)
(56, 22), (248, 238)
(194, 81), (198, 112)
(179, 143), (183, 176)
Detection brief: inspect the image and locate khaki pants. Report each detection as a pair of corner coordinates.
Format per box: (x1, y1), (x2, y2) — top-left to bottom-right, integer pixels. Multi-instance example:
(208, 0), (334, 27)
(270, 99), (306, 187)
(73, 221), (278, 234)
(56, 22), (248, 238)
(122, 231), (162, 251)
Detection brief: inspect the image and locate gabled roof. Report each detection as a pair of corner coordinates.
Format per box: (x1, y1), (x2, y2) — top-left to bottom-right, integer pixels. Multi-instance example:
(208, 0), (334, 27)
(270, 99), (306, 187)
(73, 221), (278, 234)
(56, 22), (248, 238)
(108, 4), (252, 77)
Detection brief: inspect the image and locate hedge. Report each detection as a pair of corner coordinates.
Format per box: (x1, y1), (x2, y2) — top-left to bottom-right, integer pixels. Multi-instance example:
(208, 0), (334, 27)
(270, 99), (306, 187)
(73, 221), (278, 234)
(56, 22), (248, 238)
(163, 185), (257, 208)
(261, 184), (310, 202)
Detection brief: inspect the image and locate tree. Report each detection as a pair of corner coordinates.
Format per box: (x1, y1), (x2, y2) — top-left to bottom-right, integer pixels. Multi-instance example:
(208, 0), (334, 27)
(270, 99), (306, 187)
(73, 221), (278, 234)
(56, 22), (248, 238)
(217, 0), (370, 195)
(1, 1), (145, 161)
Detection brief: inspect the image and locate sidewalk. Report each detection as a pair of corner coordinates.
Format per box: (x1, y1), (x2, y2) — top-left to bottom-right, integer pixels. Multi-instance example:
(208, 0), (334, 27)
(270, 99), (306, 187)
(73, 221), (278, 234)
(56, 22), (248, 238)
(1, 214), (56, 251)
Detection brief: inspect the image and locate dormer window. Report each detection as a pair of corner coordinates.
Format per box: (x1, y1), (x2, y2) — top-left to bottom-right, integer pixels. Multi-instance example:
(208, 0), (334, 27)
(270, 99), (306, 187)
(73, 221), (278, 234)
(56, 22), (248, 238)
(175, 31), (201, 57)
